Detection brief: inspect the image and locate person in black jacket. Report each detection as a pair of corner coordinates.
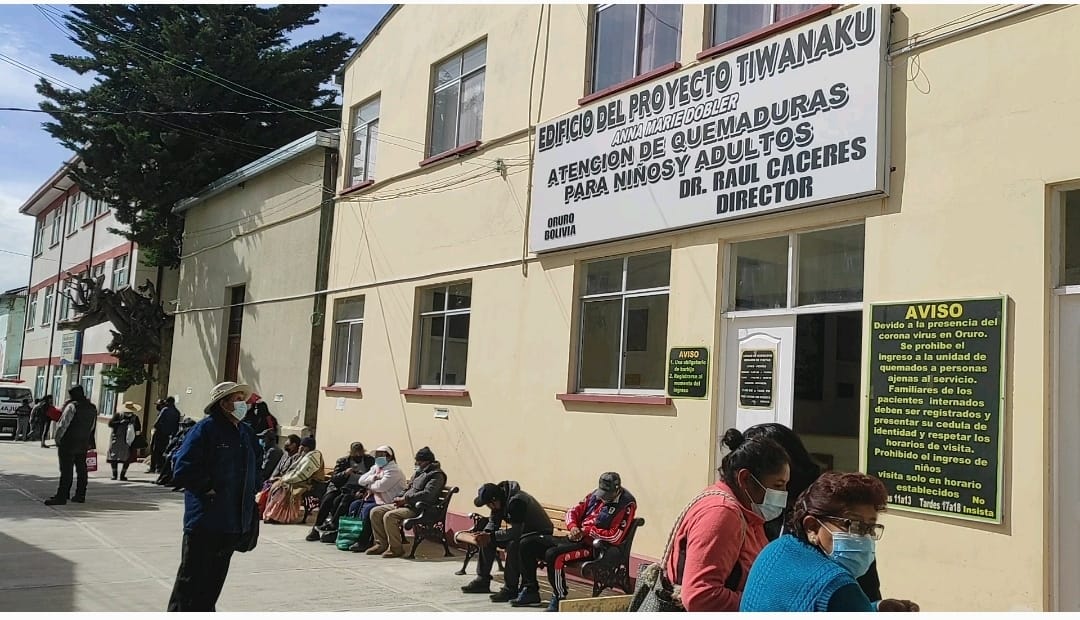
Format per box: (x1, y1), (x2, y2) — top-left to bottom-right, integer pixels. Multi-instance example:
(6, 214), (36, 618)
(462, 480), (555, 602)
(44, 386), (97, 506)
(305, 442), (375, 541)
(150, 397), (181, 473)
(743, 423), (882, 601)
(257, 429), (284, 485)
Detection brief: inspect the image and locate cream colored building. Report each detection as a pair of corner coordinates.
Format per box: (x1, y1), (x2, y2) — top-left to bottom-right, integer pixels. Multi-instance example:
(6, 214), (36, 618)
(168, 131), (339, 434)
(253, 2), (1078, 611)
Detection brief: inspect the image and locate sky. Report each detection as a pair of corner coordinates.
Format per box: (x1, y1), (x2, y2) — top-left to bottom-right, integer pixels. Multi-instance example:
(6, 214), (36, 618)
(0, 3), (389, 293)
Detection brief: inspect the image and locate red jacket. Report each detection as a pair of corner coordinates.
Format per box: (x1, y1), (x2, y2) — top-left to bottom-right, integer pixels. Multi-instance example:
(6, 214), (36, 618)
(46, 405), (62, 422)
(565, 489), (637, 546)
(664, 481), (767, 612)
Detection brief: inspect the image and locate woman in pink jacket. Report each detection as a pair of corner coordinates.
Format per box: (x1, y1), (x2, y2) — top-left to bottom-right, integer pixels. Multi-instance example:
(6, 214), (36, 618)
(664, 428), (790, 611)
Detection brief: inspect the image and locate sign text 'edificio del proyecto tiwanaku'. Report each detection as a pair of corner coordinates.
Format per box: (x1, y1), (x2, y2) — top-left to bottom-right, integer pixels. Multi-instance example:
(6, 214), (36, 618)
(866, 297), (1007, 524)
(529, 4), (890, 253)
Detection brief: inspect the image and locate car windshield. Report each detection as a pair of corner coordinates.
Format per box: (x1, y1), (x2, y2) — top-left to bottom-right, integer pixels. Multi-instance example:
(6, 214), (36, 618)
(0, 387), (33, 401)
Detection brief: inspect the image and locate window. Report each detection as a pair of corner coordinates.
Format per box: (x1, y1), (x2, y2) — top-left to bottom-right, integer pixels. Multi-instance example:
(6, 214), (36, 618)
(100, 364), (117, 416)
(41, 285), (54, 326)
(50, 209), (61, 246)
(1063, 190), (1080, 285)
(429, 41), (486, 157)
(350, 97), (380, 186)
(80, 364), (95, 399)
(417, 282), (471, 388)
(59, 279), (74, 320)
(577, 250), (671, 392)
(67, 194), (80, 235)
(729, 223), (865, 311)
(34, 367), (46, 398)
(330, 297), (365, 385)
(223, 285), (245, 382)
(112, 254), (129, 290)
(33, 218), (45, 255)
(710, 4), (818, 48)
(91, 263), (105, 283)
(592, 4), (682, 93)
(83, 195), (94, 224)
(50, 365), (63, 399)
(26, 293), (37, 330)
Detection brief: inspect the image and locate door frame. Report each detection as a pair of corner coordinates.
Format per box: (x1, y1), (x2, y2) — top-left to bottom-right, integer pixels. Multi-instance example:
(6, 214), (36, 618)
(1050, 286), (1080, 610)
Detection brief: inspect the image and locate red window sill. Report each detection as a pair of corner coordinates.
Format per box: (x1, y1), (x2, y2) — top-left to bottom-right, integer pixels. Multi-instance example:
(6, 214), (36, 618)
(339, 180), (375, 197)
(418, 141), (482, 168)
(323, 385), (362, 395)
(556, 393), (672, 406)
(579, 62), (682, 106)
(697, 5), (837, 61)
(400, 388), (470, 398)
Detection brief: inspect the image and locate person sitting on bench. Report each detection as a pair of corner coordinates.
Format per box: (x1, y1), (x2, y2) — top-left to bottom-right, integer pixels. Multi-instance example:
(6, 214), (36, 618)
(306, 442), (376, 541)
(346, 445), (408, 552)
(516, 472), (637, 611)
(366, 446), (446, 559)
(461, 480), (554, 602)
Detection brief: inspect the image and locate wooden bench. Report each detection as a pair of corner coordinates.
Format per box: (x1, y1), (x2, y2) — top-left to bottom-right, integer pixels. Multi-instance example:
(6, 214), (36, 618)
(454, 502), (645, 597)
(401, 485), (459, 559)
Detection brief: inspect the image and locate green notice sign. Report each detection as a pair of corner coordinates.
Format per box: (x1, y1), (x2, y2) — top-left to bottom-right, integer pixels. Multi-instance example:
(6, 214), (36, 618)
(866, 297), (1007, 524)
(667, 347), (709, 399)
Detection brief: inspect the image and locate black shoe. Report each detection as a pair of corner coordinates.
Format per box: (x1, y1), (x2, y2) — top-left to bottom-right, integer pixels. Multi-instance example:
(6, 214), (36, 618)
(349, 541), (369, 553)
(490, 588), (516, 603)
(461, 578), (492, 594)
(120, 475), (129, 481)
(545, 595), (561, 612)
(43, 497), (67, 506)
(71, 496), (85, 503)
(111, 474), (118, 480)
(305, 528), (321, 542)
(510, 588), (542, 607)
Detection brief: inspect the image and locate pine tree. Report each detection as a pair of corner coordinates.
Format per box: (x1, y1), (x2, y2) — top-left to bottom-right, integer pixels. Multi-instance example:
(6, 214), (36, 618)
(37, 4), (355, 267)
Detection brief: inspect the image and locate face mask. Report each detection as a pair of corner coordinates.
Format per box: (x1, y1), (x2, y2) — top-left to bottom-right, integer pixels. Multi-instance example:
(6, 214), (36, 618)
(747, 474), (788, 522)
(375, 457), (388, 468)
(230, 401), (248, 421)
(414, 465), (422, 474)
(828, 532), (876, 577)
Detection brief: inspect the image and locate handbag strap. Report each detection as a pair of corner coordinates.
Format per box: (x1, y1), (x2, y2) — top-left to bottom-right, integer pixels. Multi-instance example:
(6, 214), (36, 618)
(659, 488), (741, 566)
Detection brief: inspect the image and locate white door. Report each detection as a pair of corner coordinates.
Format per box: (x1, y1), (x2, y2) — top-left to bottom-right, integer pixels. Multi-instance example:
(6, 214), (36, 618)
(721, 314), (796, 442)
(1055, 294), (1080, 610)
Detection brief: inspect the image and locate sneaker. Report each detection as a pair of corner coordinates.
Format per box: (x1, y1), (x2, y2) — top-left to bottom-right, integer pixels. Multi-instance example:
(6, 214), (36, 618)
(305, 528), (321, 542)
(510, 588), (542, 607)
(490, 588), (516, 603)
(461, 578), (492, 594)
(545, 595), (561, 612)
(43, 497), (67, 506)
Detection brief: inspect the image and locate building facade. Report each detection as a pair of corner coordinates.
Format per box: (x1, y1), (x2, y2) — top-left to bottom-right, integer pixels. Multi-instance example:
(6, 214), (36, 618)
(168, 131), (338, 432)
(0, 287), (27, 380)
(18, 158), (165, 447)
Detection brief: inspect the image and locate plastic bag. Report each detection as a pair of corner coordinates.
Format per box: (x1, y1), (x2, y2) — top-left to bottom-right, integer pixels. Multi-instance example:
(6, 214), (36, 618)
(335, 516), (365, 550)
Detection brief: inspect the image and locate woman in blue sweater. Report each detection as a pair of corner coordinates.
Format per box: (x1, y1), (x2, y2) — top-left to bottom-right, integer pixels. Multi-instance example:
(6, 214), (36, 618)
(740, 472), (919, 612)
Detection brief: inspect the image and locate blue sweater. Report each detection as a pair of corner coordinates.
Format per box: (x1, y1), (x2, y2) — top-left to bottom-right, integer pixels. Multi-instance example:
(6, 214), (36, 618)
(172, 412), (261, 535)
(741, 535), (874, 612)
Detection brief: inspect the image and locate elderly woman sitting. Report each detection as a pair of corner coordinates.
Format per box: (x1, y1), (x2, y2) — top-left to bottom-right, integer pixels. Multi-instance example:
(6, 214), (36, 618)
(740, 472), (919, 612)
(263, 436), (325, 524)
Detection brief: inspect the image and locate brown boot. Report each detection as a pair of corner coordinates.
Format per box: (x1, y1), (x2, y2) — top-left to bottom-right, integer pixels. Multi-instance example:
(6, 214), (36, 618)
(366, 545), (387, 555)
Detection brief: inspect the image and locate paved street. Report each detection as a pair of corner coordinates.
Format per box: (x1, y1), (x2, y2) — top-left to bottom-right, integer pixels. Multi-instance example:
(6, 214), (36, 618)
(0, 439), (557, 612)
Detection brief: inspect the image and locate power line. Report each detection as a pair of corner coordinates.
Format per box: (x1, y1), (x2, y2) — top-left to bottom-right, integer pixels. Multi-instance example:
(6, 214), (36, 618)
(0, 52), (82, 92)
(0, 248), (31, 257)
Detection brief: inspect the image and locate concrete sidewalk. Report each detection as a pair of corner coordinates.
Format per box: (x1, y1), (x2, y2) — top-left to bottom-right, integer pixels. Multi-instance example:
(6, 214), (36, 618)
(0, 440), (572, 612)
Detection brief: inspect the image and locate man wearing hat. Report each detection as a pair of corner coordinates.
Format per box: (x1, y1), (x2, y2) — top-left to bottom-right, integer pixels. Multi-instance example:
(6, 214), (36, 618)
(515, 472), (638, 611)
(462, 480), (554, 602)
(167, 381), (262, 612)
(367, 446), (447, 558)
(44, 385), (98, 506)
(150, 396), (181, 474)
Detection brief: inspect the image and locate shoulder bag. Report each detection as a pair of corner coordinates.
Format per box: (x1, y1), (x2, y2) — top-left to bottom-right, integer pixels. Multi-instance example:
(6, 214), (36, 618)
(628, 489), (747, 612)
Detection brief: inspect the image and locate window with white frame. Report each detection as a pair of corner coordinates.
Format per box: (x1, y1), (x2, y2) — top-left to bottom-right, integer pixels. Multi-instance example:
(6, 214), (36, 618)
(1062, 189), (1080, 285)
(710, 4), (819, 48)
(416, 282), (471, 388)
(591, 4), (682, 93)
(81, 364), (94, 399)
(112, 254), (130, 290)
(429, 40), (486, 157)
(50, 365), (63, 399)
(350, 97), (380, 186)
(34, 367), (46, 398)
(577, 250), (671, 392)
(50, 209), (61, 246)
(100, 363), (118, 416)
(59, 279), (71, 320)
(91, 263), (105, 284)
(67, 194), (80, 235)
(728, 223), (865, 311)
(83, 194), (94, 224)
(33, 219), (45, 255)
(331, 297), (365, 385)
(26, 292), (37, 330)
(41, 285), (54, 326)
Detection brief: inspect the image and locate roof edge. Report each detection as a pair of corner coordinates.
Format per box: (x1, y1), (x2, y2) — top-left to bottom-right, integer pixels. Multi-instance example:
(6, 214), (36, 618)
(173, 130), (339, 214)
(336, 5), (401, 83)
(18, 155), (81, 216)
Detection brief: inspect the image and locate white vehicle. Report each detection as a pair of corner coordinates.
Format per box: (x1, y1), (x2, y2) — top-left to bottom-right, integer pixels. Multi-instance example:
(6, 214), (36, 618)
(0, 381), (34, 438)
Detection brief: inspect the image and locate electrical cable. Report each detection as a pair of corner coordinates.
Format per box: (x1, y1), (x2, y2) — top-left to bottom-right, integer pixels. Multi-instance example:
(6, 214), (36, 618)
(0, 106), (342, 115)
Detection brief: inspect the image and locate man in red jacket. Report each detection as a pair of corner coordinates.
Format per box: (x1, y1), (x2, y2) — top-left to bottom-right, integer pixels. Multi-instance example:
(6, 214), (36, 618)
(514, 472), (637, 611)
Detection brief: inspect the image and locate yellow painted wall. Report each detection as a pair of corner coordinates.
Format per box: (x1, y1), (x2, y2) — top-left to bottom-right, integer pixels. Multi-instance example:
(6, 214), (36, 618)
(317, 3), (1076, 611)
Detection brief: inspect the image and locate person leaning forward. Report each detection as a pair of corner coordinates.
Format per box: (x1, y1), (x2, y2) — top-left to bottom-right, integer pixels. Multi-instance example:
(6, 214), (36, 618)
(461, 480), (554, 603)
(166, 382), (262, 612)
(367, 446), (446, 559)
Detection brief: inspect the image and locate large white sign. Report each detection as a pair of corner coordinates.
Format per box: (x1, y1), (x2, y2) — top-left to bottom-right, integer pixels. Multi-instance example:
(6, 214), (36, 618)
(530, 5), (889, 253)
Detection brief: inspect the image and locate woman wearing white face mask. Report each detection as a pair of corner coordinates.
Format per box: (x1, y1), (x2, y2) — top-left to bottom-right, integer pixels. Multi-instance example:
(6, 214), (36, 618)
(740, 472), (920, 612)
(661, 428), (790, 611)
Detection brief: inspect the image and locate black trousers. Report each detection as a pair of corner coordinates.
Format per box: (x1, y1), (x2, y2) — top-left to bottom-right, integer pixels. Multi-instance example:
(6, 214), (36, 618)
(150, 433), (169, 472)
(519, 535), (593, 597)
(167, 531), (240, 612)
(56, 450), (88, 500)
(314, 489), (344, 527)
(39, 420), (51, 446)
(478, 537), (521, 591)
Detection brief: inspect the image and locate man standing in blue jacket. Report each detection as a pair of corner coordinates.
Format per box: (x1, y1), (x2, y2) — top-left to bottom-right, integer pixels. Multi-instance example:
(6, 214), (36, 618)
(167, 381), (262, 612)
